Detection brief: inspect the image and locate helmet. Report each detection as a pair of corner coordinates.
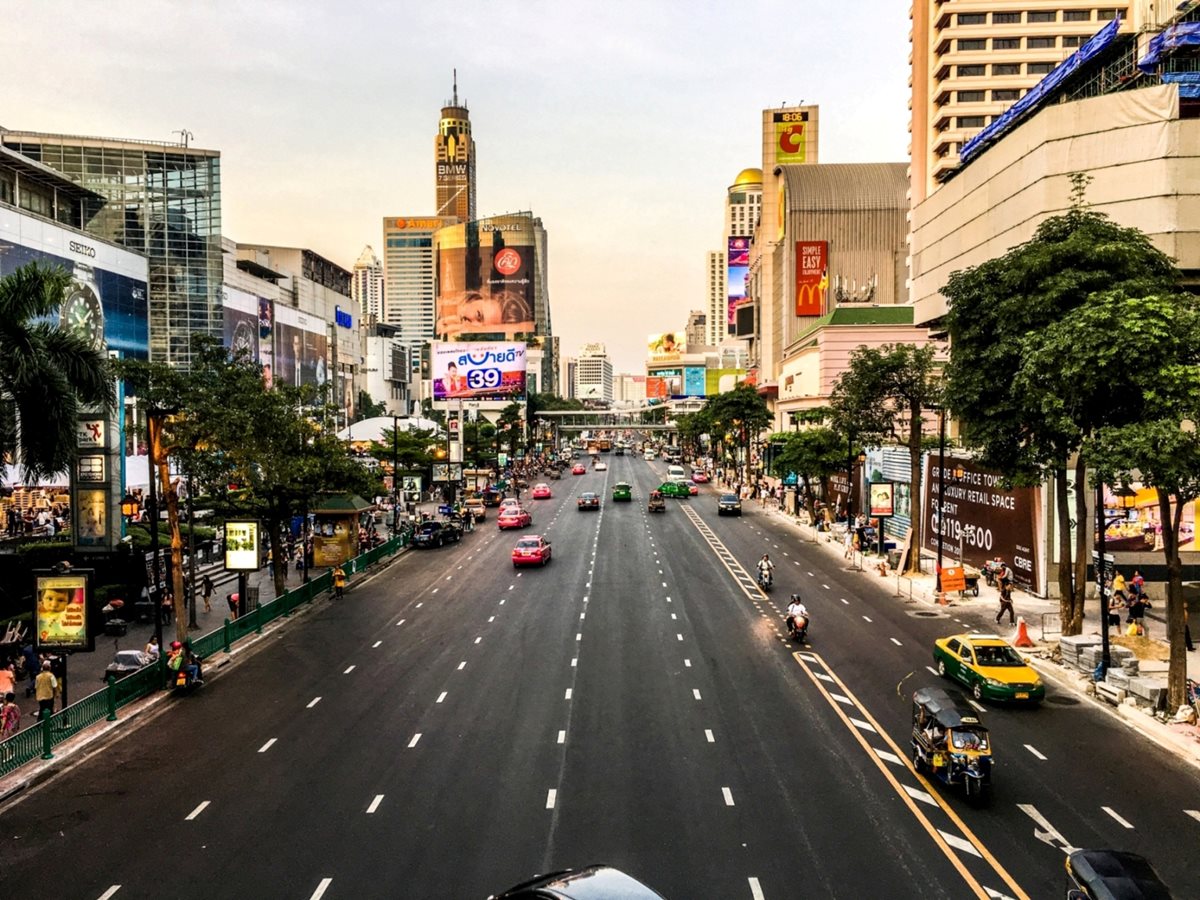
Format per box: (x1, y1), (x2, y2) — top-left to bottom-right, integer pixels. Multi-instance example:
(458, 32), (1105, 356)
(791, 594), (801, 602)
(170, 641), (182, 649)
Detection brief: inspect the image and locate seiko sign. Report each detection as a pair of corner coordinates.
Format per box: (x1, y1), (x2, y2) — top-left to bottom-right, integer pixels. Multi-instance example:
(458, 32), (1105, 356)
(481, 223), (522, 233)
(69, 240), (97, 258)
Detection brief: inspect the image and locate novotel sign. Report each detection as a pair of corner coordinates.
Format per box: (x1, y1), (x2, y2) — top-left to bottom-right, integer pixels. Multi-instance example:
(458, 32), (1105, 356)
(334, 306), (353, 329)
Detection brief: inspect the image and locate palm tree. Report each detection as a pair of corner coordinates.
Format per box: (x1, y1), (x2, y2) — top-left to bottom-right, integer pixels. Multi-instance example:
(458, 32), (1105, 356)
(0, 262), (114, 480)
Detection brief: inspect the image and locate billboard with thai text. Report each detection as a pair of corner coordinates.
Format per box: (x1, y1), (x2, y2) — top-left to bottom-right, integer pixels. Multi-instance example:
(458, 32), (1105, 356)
(432, 341), (527, 401)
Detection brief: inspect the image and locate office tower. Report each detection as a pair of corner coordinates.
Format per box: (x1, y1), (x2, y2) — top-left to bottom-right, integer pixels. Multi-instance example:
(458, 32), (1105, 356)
(705, 251), (724, 346)
(352, 245), (384, 320)
(435, 72), (476, 222)
(1, 128), (221, 366)
(575, 342), (613, 404)
(382, 216), (456, 364)
(712, 168), (761, 345)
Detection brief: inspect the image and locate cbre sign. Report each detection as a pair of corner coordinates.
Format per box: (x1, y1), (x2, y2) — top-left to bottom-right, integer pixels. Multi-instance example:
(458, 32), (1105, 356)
(334, 306), (353, 329)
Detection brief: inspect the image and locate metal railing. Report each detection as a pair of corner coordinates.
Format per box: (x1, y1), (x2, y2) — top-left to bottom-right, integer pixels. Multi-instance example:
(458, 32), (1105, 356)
(0, 533), (407, 777)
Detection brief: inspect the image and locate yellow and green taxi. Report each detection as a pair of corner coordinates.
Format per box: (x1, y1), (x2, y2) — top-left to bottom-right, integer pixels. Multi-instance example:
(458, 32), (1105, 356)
(612, 482), (633, 502)
(657, 481), (690, 499)
(932, 633), (1045, 704)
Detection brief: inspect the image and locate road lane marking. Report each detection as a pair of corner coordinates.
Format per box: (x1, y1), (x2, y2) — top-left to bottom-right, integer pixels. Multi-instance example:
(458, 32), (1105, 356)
(926, 666), (939, 676)
(445, 575), (452, 581)
(873, 748), (903, 765)
(693, 689), (702, 700)
(862, 616), (873, 623)
(436, 692), (447, 703)
(705, 729), (715, 742)
(799, 653), (818, 662)
(677, 634), (684, 641)
(500, 599), (506, 605)
(1024, 744), (1046, 760)
(576, 633), (582, 641)
(489, 616), (495, 622)
(968, 699), (987, 713)
(408, 734), (421, 748)
(822, 584), (830, 590)
(97, 888), (121, 900)
(571, 657), (578, 667)
(309, 878), (333, 900)
(940, 830), (983, 857)
(722, 787), (735, 806)
(1102, 807), (1134, 829)
(807, 571), (814, 576)
(509, 585), (515, 590)
(840, 598), (849, 605)
(580, 612), (586, 619)
(366, 794), (384, 814)
(849, 718), (876, 733)
(457, 661), (466, 670)
(344, 665), (355, 674)
(670, 613), (677, 620)
(1016, 804), (1076, 853)
(1186, 809), (1200, 824)
(662, 581), (667, 587)
(185, 801), (210, 820)
(749, 878), (765, 900)
(474, 637), (481, 644)
(546, 789), (557, 809)
(565, 689), (573, 699)
(814, 672), (834, 682)
(307, 696), (321, 708)
(372, 640), (382, 648)
(684, 659), (691, 667)
(558, 730), (566, 744)
(830, 693), (853, 705)
(396, 619), (406, 626)
(891, 638), (903, 646)
(903, 785), (937, 807)
(258, 738), (277, 753)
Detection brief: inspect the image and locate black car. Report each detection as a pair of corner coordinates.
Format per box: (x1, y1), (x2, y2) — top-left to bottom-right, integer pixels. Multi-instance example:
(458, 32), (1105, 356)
(718, 493), (742, 516)
(495, 865), (668, 899)
(413, 520), (462, 548)
(577, 492), (601, 511)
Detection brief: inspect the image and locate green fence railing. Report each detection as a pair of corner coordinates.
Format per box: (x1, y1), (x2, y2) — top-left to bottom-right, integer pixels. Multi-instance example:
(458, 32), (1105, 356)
(0, 533), (410, 777)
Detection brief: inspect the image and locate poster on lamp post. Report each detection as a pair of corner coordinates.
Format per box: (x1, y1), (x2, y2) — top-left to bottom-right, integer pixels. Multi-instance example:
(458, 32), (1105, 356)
(224, 520), (261, 572)
(33, 571), (94, 652)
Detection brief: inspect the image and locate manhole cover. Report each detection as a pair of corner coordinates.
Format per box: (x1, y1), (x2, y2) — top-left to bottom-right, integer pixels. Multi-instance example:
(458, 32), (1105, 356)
(911, 610), (948, 618)
(1045, 695), (1080, 706)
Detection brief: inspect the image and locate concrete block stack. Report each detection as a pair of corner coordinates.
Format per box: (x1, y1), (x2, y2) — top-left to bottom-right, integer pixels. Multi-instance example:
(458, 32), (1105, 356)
(1059, 634), (1102, 671)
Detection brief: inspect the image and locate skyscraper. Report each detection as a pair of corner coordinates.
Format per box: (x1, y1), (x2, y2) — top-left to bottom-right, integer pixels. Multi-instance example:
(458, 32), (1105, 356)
(712, 168), (762, 346)
(435, 72), (476, 222)
(352, 245), (384, 320)
(382, 216), (456, 365)
(574, 342), (613, 404)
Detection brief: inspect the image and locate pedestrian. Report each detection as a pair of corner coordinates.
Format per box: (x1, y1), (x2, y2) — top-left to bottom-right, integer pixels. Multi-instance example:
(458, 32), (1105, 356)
(160, 590), (174, 626)
(0, 662), (14, 699)
(995, 561), (1015, 626)
(34, 661), (59, 720)
(1, 692), (20, 740)
(227, 591), (239, 619)
(21, 643), (37, 697)
(843, 528), (854, 559)
(1113, 570), (1127, 599)
(1127, 592), (1150, 636)
(144, 635), (160, 660)
(1107, 593), (1124, 633)
(201, 574), (214, 614)
(1130, 570), (1145, 597)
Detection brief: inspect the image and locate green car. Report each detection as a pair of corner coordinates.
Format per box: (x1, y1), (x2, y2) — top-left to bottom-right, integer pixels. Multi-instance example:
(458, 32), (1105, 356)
(657, 481), (690, 499)
(612, 482), (633, 502)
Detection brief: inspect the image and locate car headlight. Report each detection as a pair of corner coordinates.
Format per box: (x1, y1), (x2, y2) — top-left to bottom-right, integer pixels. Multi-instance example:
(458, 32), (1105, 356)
(984, 677), (1005, 687)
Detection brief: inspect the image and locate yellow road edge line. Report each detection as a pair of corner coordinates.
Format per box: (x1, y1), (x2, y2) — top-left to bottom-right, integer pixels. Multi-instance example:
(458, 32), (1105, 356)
(812, 653), (1031, 900)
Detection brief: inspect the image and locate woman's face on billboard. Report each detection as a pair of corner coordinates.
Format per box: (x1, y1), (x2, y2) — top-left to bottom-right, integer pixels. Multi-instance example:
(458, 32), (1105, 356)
(459, 293), (503, 326)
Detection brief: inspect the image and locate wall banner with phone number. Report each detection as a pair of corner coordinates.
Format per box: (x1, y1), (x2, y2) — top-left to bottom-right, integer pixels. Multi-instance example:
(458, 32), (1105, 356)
(920, 456), (1044, 592)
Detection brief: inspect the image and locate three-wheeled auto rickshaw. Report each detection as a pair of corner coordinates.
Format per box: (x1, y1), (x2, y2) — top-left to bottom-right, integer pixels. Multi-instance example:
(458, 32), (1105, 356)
(1064, 849), (1173, 899)
(911, 686), (993, 800)
(647, 490), (666, 513)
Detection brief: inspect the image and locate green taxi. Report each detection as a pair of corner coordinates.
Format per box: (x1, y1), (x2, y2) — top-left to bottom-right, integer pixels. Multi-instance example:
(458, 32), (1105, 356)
(612, 482), (633, 502)
(657, 481), (690, 499)
(932, 633), (1045, 704)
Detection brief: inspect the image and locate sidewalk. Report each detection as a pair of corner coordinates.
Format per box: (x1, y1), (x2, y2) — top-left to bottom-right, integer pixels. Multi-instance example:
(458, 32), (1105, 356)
(757, 500), (1200, 767)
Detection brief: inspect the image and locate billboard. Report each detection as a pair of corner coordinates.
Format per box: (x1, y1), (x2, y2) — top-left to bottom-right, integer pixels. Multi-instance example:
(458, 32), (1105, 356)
(705, 368), (745, 395)
(273, 303), (329, 389)
(647, 332), (687, 362)
(869, 483), (895, 518)
(921, 457), (1043, 592)
(683, 367), (707, 398)
(34, 571), (93, 652)
(795, 241), (828, 317)
(727, 236), (750, 335)
(432, 341), (527, 401)
(0, 209), (149, 360)
(436, 220), (537, 340)
(774, 110), (812, 164)
(224, 520), (261, 571)
(647, 368), (682, 401)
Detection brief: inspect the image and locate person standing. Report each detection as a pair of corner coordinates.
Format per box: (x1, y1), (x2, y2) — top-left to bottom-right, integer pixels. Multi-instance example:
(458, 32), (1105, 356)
(995, 561), (1015, 626)
(1, 692), (20, 739)
(226, 592), (239, 619)
(143, 635), (160, 660)
(0, 661), (14, 700)
(1127, 592), (1150, 636)
(34, 661), (59, 720)
(332, 565), (346, 599)
(201, 574), (214, 614)
(160, 590), (174, 626)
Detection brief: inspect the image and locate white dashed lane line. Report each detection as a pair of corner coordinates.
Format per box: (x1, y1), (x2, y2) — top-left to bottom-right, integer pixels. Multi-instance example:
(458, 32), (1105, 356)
(185, 800), (210, 821)
(749, 877), (765, 900)
(436, 692), (447, 703)
(862, 616), (872, 623)
(408, 733), (421, 748)
(308, 878), (334, 900)
(705, 729), (715, 742)
(1024, 744), (1047, 761)
(372, 640), (382, 648)
(343, 665), (355, 674)
(722, 787), (735, 806)
(840, 598), (849, 605)
(890, 638), (903, 647)
(546, 789), (557, 809)
(366, 794), (384, 814)
(926, 666), (939, 676)
(396, 619), (406, 626)
(97, 887), (122, 900)
(693, 689), (702, 700)
(557, 730), (566, 744)
(1103, 807), (1135, 829)
(1185, 809), (1200, 824)
(258, 738), (277, 753)
(306, 696), (321, 708)
(457, 661), (466, 670)
(684, 659), (692, 667)
(565, 688), (573, 700)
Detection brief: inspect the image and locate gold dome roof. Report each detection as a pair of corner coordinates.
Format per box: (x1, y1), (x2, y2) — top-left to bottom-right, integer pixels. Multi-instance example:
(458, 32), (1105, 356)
(732, 167), (763, 187)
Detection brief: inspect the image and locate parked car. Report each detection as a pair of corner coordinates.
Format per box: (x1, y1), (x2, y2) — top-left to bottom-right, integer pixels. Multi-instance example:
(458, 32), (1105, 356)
(104, 650), (152, 681)
(512, 535), (553, 568)
(717, 493), (742, 516)
(413, 520), (462, 548)
(577, 492), (601, 511)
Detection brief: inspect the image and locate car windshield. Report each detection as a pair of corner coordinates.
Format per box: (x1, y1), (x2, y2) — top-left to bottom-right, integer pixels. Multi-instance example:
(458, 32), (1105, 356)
(418, 524), (438, 533)
(972, 644), (1025, 666)
(721, 494), (738, 502)
(950, 728), (989, 751)
(516, 539), (539, 549)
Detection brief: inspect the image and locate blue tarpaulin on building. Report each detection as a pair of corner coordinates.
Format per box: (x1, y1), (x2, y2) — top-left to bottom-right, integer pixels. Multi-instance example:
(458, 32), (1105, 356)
(1138, 22), (1200, 73)
(1162, 71), (1200, 99)
(960, 18), (1122, 165)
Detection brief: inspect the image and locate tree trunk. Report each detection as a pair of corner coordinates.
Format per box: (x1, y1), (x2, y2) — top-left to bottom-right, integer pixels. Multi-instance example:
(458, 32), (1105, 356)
(1055, 463), (1080, 635)
(1161, 491), (1188, 711)
(800, 475), (815, 521)
(147, 415), (188, 645)
(906, 404), (923, 574)
(268, 516), (287, 599)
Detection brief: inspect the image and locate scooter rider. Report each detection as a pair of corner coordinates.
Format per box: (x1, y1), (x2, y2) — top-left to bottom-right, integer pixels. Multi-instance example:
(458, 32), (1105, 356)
(757, 553), (775, 586)
(167, 640), (203, 686)
(786, 594), (809, 635)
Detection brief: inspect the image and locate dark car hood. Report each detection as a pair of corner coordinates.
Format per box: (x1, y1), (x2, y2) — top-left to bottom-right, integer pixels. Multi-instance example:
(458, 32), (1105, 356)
(498, 865), (667, 899)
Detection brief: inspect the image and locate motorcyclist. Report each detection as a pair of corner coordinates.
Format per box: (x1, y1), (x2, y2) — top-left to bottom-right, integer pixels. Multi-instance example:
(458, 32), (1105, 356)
(786, 594), (809, 635)
(757, 554), (775, 586)
(167, 640), (203, 686)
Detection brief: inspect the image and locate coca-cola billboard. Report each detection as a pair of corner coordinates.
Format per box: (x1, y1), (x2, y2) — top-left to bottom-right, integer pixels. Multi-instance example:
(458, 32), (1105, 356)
(922, 457), (1043, 592)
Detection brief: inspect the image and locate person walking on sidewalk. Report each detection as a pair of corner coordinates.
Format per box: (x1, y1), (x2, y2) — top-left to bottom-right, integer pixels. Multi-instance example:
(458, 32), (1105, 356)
(0, 662), (14, 700)
(201, 574), (214, 614)
(332, 565), (346, 599)
(34, 661), (59, 720)
(1, 692), (20, 739)
(995, 561), (1015, 626)
(160, 590), (174, 626)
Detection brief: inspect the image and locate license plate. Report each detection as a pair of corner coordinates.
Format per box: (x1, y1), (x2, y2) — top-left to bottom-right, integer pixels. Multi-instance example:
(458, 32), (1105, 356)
(1015, 692), (1029, 699)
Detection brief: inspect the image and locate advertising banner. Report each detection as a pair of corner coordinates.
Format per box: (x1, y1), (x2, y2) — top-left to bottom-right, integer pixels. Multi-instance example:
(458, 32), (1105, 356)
(436, 221), (537, 340)
(921, 457), (1042, 592)
(1096, 484), (1200, 552)
(683, 367), (707, 398)
(705, 368), (745, 395)
(313, 518), (354, 568)
(870, 482), (895, 518)
(432, 463), (463, 483)
(647, 369), (682, 401)
(223, 286), (260, 364)
(774, 110), (811, 164)
(432, 341), (527, 401)
(273, 304), (328, 390)
(727, 237), (750, 335)
(224, 520), (261, 571)
(795, 241), (828, 317)
(647, 332), (687, 363)
(34, 572), (92, 652)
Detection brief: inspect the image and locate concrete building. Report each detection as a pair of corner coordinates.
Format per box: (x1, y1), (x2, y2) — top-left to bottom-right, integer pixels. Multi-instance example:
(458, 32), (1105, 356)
(352, 245), (384, 320)
(685, 310), (708, 352)
(559, 355), (577, 400)
(909, 2), (1143, 203)
(363, 321), (412, 416)
(574, 342), (613, 404)
(705, 250), (724, 346)
(435, 76), (476, 222)
(708, 168), (763, 346)
(613, 374), (647, 406)
(1, 128), (221, 367)
(382, 215), (456, 366)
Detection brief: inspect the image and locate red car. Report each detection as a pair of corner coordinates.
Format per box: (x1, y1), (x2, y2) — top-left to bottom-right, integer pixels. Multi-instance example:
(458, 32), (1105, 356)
(572, 464), (586, 475)
(532, 483), (552, 499)
(498, 507), (532, 530)
(691, 471), (710, 484)
(512, 535), (552, 567)
(688, 483), (699, 495)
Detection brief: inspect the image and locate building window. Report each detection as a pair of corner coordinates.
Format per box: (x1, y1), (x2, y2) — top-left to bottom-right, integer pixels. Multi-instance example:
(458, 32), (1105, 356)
(957, 116), (986, 128)
(1098, 8), (1122, 20)
(957, 65), (985, 77)
(1027, 36), (1056, 49)
(1063, 35), (1084, 48)
(957, 90), (985, 102)
(992, 63), (1021, 75)
(957, 13), (986, 24)
(993, 38), (1020, 50)
(957, 39), (986, 51)
(992, 89), (1021, 101)
(1028, 62), (1056, 74)
(992, 11), (1021, 24)
(1028, 11), (1056, 22)
(1064, 10), (1091, 21)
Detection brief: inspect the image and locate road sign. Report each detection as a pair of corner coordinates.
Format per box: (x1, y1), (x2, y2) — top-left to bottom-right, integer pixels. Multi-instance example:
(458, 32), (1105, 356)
(941, 565), (967, 593)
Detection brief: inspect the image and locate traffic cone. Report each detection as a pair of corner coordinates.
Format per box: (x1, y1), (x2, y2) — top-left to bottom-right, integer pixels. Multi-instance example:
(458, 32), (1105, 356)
(1012, 616), (1035, 648)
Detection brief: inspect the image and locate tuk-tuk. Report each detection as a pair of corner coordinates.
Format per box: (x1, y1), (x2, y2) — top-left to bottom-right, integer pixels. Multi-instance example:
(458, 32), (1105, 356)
(1065, 849), (1173, 899)
(648, 490), (666, 513)
(911, 686), (992, 800)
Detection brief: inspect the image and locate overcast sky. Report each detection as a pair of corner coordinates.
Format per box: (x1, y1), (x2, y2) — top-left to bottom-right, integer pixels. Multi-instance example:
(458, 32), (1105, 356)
(2, 0), (910, 374)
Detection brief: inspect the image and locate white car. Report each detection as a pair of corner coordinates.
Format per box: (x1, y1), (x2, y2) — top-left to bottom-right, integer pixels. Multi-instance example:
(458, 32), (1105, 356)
(595, 461), (608, 471)
(500, 497), (521, 510)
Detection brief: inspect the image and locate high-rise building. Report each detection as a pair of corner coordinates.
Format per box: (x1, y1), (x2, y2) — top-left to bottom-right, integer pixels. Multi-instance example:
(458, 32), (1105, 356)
(352, 245), (384, 320)
(1, 129), (222, 367)
(435, 73), (476, 222)
(559, 355), (577, 400)
(574, 342), (613, 404)
(382, 216), (456, 366)
(685, 310), (707, 351)
(710, 168), (762, 346)
(909, 3), (1137, 203)
(705, 250), (724, 346)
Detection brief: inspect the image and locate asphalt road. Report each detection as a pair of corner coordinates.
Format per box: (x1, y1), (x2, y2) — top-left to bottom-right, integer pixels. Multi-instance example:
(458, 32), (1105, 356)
(1, 449), (1198, 899)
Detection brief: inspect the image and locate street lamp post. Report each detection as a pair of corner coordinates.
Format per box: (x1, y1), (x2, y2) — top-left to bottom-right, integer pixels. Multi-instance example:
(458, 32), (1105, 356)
(1097, 480), (1110, 679)
(145, 409), (164, 657)
(936, 407), (947, 593)
(391, 415), (399, 535)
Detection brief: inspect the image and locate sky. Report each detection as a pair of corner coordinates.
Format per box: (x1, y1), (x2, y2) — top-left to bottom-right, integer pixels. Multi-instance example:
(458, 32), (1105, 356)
(1, 0), (911, 375)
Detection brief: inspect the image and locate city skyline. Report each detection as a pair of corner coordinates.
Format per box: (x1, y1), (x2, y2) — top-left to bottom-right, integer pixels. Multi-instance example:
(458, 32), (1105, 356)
(1, 0), (910, 375)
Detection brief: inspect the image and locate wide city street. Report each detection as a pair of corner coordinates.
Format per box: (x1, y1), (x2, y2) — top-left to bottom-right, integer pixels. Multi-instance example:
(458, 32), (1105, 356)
(2, 451), (1198, 899)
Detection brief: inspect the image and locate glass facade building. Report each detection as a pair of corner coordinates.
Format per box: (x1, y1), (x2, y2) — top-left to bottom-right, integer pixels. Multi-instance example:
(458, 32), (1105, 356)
(0, 130), (222, 367)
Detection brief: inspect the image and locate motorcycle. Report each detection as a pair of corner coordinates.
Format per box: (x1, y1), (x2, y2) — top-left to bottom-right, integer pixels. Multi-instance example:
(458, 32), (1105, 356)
(787, 613), (810, 642)
(757, 568), (774, 590)
(171, 651), (205, 692)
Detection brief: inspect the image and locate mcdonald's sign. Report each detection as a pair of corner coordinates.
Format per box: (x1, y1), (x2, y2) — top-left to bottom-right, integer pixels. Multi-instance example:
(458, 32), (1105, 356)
(795, 241), (828, 317)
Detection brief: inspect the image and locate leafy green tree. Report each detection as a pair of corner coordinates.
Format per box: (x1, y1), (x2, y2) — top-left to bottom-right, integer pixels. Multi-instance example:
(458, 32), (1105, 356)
(704, 384), (772, 484)
(943, 183), (1179, 632)
(0, 262), (114, 480)
(496, 401), (524, 457)
(355, 390), (387, 422)
(771, 425), (845, 521)
(829, 344), (940, 571)
(674, 408), (713, 460)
